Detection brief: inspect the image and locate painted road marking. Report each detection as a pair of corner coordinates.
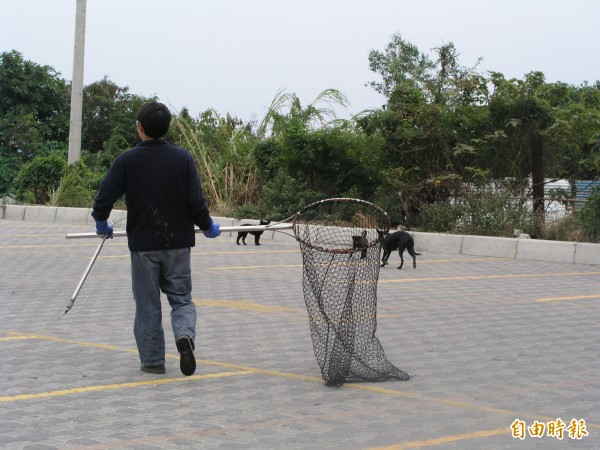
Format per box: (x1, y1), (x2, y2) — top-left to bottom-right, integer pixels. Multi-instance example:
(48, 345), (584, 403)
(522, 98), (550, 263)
(209, 263), (302, 270)
(5, 332), (600, 434)
(0, 371), (252, 403)
(194, 298), (297, 313)
(0, 243), (117, 250)
(380, 271), (600, 283)
(369, 427), (508, 449)
(536, 294), (600, 303)
(206, 258), (508, 271)
(192, 299), (396, 318)
(3, 331), (599, 450)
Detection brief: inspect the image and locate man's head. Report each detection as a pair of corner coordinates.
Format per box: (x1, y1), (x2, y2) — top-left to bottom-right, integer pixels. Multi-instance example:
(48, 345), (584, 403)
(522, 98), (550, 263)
(137, 102), (171, 139)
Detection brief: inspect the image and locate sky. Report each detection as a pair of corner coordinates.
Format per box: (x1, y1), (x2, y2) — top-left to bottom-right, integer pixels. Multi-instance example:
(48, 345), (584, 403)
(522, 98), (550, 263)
(1, 0), (599, 123)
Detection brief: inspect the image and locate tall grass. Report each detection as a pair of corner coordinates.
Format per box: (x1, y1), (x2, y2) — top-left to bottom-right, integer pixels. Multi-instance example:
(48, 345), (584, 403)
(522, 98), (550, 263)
(172, 115), (258, 215)
(48, 164), (95, 207)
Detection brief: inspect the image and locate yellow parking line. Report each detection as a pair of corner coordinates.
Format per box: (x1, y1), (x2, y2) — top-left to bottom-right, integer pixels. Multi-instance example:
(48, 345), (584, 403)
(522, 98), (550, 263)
(536, 294), (600, 303)
(194, 298), (296, 312)
(0, 371), (252, 403)
(5, 332), (600, 433)
(380, 271), (600, 283)
(209, 264), (302, 270)
(416, 257), (508, 264)
(194, 249), (300, 255)
(0, 243), (108, 250)
(0, 233), (65, 238)
(369, 427), (508, 449)
(0, 335), (38, 341)
(93, 249), (301, 259)
(192, 299), (398, 318)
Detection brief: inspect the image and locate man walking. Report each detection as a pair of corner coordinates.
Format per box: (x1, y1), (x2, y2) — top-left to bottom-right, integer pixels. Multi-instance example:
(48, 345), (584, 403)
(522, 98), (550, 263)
(92, 101), (220, 376)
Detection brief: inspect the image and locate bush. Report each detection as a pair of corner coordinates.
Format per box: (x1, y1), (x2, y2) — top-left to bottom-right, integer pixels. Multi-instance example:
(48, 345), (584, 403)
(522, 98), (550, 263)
(417, 200), (465, 232)
(458, 189), (532, 236)
(415, 186), (533, 237)
(49, 161), (100, 207)
(231, 203), (263, 220)
(542, 213), (585, 242)
(577, 186), (600, 242)
(13, 155), (67, 204)
(259, 169), (321, 220)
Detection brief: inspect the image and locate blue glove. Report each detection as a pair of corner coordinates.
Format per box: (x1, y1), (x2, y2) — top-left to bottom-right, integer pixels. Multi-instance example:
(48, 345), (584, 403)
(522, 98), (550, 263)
(202, 220), (220, 238)
(95, 219), (113, 238)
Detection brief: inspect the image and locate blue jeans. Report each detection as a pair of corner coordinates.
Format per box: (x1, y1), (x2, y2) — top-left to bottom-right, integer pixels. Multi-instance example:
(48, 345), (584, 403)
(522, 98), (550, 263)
(130, 248), (196, 366)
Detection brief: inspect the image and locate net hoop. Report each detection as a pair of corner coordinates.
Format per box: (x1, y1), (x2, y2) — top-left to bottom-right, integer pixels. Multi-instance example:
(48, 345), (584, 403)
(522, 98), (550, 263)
(292, 197), (410, 385)
(291, 198), (390, 253)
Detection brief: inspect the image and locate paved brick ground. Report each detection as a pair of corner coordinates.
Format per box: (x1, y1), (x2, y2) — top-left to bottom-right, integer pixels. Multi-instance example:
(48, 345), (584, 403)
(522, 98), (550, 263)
(1, 219), (599, 449)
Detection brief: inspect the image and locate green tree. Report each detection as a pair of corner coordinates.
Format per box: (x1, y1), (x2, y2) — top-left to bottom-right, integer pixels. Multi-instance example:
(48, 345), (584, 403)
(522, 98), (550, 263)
(367, 34), (434, 98)
(13, 155), (67, 204)
(255, 89), (383, 203)
(257, 88), (350, 138)
(361, 35), (488, 225)
(81, 76), (153, 158)
(542, 82), (600, 180)
(0, 50), (70, 193)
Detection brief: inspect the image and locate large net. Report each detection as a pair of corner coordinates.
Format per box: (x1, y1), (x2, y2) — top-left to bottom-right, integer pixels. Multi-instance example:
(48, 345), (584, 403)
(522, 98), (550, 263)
(292, 198), (410, 386)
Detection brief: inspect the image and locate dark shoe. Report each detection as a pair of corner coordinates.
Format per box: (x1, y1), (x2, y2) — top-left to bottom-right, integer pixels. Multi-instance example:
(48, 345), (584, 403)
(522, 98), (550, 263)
(176, 335), (196, 376)
(140, 364), (166, 374)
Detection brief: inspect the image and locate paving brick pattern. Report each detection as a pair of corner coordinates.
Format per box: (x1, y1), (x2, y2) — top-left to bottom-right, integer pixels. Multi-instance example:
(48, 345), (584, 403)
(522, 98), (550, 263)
(1, 219), (599, 449)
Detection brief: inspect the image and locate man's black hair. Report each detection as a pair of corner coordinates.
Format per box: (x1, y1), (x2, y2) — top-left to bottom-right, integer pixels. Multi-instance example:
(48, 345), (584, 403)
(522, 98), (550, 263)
(137, 102), (172, 138)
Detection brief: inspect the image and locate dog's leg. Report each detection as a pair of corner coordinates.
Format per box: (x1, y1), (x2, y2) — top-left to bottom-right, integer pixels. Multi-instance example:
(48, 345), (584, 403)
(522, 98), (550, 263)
(380, 250), (390, 267)
(397, 249), (404, 270)
(236, 234), (241, 245)
(254, 232), (261, 246)
(408, 248), (417, 268)
(407, 245), (420, 268)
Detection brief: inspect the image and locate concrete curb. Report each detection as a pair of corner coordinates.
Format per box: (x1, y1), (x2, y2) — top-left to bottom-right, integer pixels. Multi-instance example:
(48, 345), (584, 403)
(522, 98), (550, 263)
(3, 204), (599, 265)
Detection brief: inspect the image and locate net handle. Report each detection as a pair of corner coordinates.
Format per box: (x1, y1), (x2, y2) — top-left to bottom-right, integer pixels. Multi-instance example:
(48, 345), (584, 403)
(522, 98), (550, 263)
(64, 198), (387, 243)
(65, 223), (293, 239)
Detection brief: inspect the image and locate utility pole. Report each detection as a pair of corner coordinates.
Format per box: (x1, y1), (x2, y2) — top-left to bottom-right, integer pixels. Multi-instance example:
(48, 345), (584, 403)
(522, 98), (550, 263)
(67, 0), (87, 164)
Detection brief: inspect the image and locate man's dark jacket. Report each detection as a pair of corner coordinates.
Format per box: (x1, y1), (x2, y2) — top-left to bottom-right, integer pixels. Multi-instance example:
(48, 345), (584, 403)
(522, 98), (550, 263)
(92, 139), (212, 252)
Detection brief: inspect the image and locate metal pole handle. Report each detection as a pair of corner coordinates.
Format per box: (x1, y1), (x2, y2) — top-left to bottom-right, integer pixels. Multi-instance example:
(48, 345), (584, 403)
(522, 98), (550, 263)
(59, 234), (108, 318)
(65, 223), (294, 239)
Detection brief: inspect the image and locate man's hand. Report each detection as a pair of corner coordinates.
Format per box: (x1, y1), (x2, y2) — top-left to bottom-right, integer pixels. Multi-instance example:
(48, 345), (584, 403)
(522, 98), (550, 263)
(203, 220), (220, 238)
(95, 220), (114, 238)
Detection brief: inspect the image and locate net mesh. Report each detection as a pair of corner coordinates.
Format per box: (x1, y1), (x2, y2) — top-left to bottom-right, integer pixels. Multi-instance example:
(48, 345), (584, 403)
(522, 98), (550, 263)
(292, 198), (410, 386)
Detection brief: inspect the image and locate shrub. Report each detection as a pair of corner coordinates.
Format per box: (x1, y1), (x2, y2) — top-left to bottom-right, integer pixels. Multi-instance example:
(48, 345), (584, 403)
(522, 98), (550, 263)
(13, 155), (67, 204)
(49, 161), (99, 207)
(259, 169), (321, 220)
(542, 213), (585, 242)
(415, 185), (533, 237)
(458, 189), (532, 237)
(417, 200), (465, 232)
(577, 186), (600, 242)
(232, 203), (263, 220)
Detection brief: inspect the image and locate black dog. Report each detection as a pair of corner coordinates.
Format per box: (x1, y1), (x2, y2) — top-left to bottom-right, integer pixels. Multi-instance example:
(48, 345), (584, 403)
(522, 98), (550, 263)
(378, 230), (421, 269)
(351, 230), (368, 259)
(237, 220), (270, 245)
